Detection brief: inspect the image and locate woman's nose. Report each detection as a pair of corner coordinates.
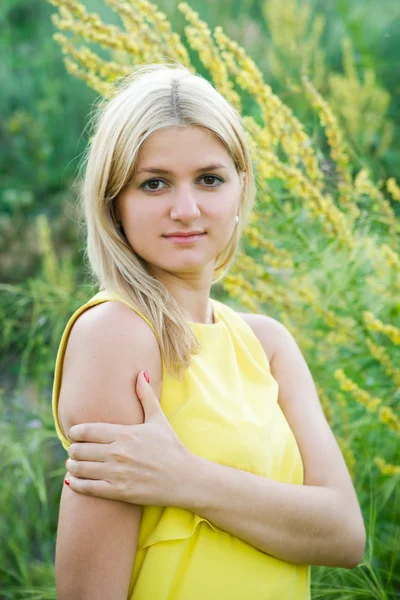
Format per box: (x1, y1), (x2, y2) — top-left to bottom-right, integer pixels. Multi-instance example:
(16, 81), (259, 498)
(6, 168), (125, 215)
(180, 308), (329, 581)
(170, 186), (201, 221)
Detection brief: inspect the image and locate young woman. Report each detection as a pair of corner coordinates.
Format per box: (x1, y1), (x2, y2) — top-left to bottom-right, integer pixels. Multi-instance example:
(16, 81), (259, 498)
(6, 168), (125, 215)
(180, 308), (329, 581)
(52, 62), (366, 599)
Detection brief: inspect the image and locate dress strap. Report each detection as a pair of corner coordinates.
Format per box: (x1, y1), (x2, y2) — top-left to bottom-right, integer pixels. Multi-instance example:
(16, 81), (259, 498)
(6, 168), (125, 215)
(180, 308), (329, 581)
(211, 299), (272, 373)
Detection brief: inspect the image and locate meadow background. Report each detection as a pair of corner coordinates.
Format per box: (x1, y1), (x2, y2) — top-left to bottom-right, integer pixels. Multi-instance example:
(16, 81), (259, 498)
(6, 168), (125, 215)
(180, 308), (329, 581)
(1, 0), (400, 597)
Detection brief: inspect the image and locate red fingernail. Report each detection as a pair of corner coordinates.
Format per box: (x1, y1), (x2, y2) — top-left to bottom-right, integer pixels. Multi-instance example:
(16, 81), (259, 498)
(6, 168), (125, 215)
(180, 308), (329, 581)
(64, 478), (70, 486)
(143, 371), (150, 384)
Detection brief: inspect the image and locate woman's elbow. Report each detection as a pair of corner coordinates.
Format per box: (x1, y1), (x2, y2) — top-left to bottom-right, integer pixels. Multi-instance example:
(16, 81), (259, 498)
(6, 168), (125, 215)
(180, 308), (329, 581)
(342, 520), (367, 569)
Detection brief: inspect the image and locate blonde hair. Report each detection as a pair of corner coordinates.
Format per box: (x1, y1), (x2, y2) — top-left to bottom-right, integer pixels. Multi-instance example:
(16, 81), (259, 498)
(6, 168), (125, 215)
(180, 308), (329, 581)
(77, 62), (256, 381)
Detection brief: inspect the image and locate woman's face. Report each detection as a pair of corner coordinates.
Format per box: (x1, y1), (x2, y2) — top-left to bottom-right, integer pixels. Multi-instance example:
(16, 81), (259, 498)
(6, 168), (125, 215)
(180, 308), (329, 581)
(115, 125), (245, 280)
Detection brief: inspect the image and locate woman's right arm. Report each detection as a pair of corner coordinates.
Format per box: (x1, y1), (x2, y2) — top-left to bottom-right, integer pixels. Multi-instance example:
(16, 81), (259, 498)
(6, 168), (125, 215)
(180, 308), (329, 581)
(55, 301), (163, 600)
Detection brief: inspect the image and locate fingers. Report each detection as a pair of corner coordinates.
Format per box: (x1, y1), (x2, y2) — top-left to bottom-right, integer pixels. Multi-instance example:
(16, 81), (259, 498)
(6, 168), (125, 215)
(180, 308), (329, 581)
(64, 475), (116, 500)
(68, 442), (109, 462)
(136, 373), (164, 421)
(65, 459), (107, 481)
(68, 422), (132, 443)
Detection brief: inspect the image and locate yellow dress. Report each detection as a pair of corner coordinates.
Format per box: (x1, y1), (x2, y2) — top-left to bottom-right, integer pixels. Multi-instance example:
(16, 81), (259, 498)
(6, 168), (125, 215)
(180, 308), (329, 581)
(52, 290), (311, 599)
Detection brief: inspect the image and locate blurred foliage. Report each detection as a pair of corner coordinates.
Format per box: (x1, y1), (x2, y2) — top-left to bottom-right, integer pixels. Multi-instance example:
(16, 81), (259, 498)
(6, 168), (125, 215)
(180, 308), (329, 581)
(1, 0), (400, 597)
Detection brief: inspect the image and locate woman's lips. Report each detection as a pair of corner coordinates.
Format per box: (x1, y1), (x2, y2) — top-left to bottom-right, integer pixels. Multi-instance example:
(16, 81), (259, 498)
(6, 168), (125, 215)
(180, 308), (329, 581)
(163, 233), (206, 244)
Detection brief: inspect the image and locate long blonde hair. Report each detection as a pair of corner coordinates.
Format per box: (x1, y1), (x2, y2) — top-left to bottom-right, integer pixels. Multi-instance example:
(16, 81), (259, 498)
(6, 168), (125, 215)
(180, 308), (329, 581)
(77, 62), (256, 381)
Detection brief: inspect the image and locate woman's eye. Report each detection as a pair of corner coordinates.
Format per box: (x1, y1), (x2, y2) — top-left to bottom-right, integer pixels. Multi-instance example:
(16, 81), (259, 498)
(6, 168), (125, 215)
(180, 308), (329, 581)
(141, 179), (166, 192)
(200, 175), (223, 186)
(140, 175), (224, 192)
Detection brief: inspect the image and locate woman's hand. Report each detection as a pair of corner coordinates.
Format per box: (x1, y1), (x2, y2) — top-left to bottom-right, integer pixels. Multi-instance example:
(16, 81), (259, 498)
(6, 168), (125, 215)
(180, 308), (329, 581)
(64, 371), (195, 507)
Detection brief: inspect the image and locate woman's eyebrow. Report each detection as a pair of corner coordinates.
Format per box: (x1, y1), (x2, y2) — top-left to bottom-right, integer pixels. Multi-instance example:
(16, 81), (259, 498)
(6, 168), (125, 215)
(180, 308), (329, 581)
(135, 163), (228, 175)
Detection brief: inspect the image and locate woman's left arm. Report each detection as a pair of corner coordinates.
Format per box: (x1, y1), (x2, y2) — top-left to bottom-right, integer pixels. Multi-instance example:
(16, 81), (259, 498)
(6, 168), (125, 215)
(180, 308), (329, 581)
(181, 318), (367, 569)
(182, 449), (363, 568)
(66, 319), (366, 569)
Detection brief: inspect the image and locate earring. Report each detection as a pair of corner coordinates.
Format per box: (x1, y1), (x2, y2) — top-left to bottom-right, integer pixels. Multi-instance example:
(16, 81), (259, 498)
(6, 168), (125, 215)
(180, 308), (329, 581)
(234, 215), (239, 226)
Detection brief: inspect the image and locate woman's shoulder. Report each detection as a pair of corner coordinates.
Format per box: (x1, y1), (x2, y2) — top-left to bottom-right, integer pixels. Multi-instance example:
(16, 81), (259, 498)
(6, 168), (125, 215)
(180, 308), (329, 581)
(234, 310), (278, 366)
(82, 291), (153, 328)
(56, 298), (164, 440)
(63, 301), (150, 357)
(72, 297), (153, 336)
(69, 298), (162, 370)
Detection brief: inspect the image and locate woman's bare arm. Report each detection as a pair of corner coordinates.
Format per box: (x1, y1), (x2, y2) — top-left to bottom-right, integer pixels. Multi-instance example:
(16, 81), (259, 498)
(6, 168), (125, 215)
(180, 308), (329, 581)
(55, 300), (163, 600)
